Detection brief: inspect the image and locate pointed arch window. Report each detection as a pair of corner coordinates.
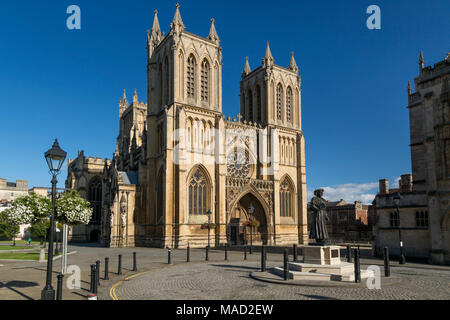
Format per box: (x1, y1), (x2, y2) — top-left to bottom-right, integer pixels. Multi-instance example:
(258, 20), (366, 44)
(256, 85), (262, 122)
(276, 84), (283, 120)
(189, 169), (210, 215)
(164, 56), (169, 105)
(286, 87), (292, 123)
(280, 177), (294, 217)
(187, 55), (196, 99)
(248, 89), (253, 121)
(201, 59), (209, 102)
(88, 177), (102, 223)
(156, 170), (164, 224)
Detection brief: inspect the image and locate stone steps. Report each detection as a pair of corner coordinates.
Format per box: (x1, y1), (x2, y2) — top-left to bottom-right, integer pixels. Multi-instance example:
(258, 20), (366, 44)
(271, 266), (375, 282)
(289, 261), (354, 274)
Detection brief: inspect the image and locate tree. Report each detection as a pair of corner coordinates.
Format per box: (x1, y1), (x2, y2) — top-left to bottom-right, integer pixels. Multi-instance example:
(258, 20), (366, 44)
(28, 219), (48, 241)
(0, 210), (19, 241)
(1, 194), (51, 244)
(56, 190), (92, 226)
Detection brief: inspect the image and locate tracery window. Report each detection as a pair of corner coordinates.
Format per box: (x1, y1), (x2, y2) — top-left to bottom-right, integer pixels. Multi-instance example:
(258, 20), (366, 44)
(227, 149), (250, 178)
(256, 85), (262, 122)
(286, 87), (292, 123)
(276, 84), (283, 120)
(88, 178), (102, 223)
(187, 55), (196, 99)
(189, 169), (209, 215)
(280, 178), (293, 217)
(201, 59), (209, 102)
(248, 89), (253, 121)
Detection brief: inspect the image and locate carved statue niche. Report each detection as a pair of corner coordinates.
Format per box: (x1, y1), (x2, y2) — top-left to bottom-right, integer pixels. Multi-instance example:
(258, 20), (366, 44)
(120, 195), (127, 228)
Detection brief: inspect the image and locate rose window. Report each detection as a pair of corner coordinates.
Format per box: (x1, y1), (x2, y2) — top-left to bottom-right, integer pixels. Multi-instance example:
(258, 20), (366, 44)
(227, 150), (250, 178)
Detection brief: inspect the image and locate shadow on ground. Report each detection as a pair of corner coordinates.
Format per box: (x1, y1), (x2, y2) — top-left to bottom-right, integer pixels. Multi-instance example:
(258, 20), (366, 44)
(0, 280), (39, 300)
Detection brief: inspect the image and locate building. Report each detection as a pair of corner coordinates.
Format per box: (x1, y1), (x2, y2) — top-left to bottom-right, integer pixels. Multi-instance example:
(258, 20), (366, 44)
(0, 178), (29, 202)
(307, 199), (373, 242)
(374, 51), (450, 264)
(66, 151), (107, 242)
(0, 179), (30, 239)
(66, 5), (308, 248)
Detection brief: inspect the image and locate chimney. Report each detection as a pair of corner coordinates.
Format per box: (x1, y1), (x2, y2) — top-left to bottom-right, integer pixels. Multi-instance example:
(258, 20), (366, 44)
(379, 179), (389, 195)
(400, 174), (413, 193)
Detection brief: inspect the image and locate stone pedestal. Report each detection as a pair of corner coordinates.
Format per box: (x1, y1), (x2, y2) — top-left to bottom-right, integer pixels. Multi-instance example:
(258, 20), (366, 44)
(272, 245), (375, 282)
(302, 245), (341, 265)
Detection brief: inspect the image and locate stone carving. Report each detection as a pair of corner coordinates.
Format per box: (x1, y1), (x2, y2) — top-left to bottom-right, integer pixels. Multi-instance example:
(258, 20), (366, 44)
(120, 201), (127, 227)
(309, 188), (329, 243)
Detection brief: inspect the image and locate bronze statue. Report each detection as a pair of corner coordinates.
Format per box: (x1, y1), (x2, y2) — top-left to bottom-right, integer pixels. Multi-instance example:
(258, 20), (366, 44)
(309, 188), (329, 244)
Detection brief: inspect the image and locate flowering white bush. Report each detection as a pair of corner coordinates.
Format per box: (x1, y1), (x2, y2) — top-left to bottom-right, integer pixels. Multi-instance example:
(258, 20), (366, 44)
(56, 191), (92, 226)
(4, 204), (33, 225)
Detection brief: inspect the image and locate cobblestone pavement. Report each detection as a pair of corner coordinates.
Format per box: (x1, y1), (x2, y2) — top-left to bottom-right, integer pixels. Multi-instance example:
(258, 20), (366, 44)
(1, 245), (449, 300)
(112, 254), (450, 300)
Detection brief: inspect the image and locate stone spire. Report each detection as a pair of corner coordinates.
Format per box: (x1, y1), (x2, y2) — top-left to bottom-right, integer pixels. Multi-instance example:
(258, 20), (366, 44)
(133, 88), (138, 104)
(147, 10), (162, 60)
(151, 10), (161, 38)
(170, 3), (185, 34)
(408, 81), (412, 95)
(119, 89), (128, 116)
(262, 42), (274, 68)
(208, 18), (220, 44)
(242, 57), (251, 78)
(419, 50), (425, 73)
(445, 51), (450, 62)
(120, 89), (128, 105)
(288, 52), (298, 73)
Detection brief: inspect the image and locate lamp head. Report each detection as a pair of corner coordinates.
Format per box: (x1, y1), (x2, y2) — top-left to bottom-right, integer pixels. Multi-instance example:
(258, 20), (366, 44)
(44, 139), (67, 175)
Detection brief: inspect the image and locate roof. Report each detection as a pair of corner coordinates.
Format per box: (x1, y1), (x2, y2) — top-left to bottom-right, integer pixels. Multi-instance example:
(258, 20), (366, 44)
(118, 171), (139, 185)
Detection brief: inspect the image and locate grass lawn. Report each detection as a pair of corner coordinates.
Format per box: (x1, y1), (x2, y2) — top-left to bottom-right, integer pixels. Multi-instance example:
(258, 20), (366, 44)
(0, 240), (49, 245)
(0, 246), (31, 251)
(0, 252), (61, 260)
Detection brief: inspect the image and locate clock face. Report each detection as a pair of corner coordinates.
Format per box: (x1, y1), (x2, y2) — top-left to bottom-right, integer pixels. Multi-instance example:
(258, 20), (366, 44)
(227, 149), (250, 178)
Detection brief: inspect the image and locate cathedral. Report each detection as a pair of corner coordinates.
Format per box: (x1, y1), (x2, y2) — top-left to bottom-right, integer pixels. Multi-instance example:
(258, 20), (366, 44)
(65, 4), (308, 248)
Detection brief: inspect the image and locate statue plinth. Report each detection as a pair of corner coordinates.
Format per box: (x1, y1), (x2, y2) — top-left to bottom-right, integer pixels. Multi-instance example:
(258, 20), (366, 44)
(302, 245), (341, 265)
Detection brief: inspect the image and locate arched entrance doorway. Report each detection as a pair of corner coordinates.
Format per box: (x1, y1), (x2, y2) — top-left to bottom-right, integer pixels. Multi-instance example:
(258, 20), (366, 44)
(228, 193), (268, 245)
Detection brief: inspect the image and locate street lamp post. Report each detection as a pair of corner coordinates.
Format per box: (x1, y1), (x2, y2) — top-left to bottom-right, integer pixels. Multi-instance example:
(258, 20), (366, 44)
(206, 210), (212, 248)
(41, 139), (66, 300)
(393, 193), (406, 265)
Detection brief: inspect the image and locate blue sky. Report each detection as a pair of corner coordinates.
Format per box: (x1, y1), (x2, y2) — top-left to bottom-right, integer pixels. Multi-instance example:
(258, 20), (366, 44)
(0, 1), (449, 203)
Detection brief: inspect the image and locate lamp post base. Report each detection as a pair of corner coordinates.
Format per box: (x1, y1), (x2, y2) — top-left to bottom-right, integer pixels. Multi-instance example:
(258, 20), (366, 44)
(399, 255), (406, 265)
(41, 286), (55, 300)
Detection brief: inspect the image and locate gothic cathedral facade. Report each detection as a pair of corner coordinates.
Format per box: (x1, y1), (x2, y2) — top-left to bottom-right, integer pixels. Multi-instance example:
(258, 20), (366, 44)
(66, 5), (308, 248)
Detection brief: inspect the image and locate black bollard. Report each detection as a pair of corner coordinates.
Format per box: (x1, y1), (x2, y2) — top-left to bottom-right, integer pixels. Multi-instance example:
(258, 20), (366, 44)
(118, 254), (122, 275)
(261, 245), (266, 272)
(205, 246), (209, 261)
(244, 245), (247, 260)
(96, 260), (101, 287)
(90, 264), (96, 293)
(293, 244), (298, 262)
(357, 245), (361, 257)
(187, 245), (190, 262)
(56, 274), (64, 300)
(225, 245), (228, 261)
(93, 267), (98, 294)
(283, 248), (289, 281)
(354, 249), (361, 283)
(168, 248), (172, 264)
(132, 252), (137, 272)
(347, 245), (352, 263)
(104, 257), (109, 280)
(384, 247), (391, 277)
